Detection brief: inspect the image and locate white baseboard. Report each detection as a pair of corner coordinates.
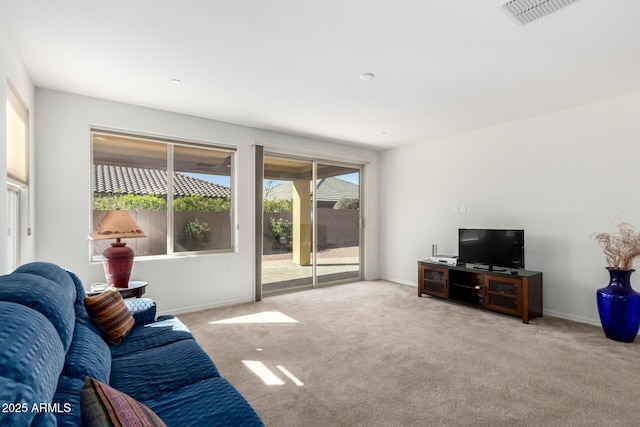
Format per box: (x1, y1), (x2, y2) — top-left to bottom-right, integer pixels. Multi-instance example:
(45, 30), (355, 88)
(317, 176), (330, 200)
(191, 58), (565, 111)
(383, 275), (603, 328)
(542, 309), (600, 327)
(158, 297), (254, 317)
(382, 276), (416, 287)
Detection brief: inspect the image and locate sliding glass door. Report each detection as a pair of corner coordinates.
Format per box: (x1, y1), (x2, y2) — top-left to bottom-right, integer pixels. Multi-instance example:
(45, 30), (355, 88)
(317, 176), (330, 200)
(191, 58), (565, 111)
(316, 164), (360, 284)
(258, 153), (362, 295)
(262, 157), (314, 293)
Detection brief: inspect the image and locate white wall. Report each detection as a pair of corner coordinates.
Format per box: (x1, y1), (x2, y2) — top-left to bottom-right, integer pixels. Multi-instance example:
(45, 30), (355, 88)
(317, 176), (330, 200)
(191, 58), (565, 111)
(34, 89), (379, 314)
(0, 21), (36, 274)
(380, 92), (640, 325)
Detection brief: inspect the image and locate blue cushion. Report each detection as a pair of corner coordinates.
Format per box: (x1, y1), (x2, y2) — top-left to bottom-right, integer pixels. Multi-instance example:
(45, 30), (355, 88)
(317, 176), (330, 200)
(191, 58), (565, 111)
(0, 302), (65, 418)
(11, 263), (83, 349)
(110, 316), (194, 358)
(63, 322), (111, 383)
(125, 298), (157, 324)
(0, 272), (75, 351)
(110, 339), (220, 401)
(13, 261), (76, 291)
(1, 262), (264, 426)
(31, 410), (57, 426)
(0, 376), (38, 426)
(0, 377), (57, 426)
(143, 377), (264, 427)
(64, 267), (106, 337)
(52, 375), (84, 427)
(63, 267), (94, 322)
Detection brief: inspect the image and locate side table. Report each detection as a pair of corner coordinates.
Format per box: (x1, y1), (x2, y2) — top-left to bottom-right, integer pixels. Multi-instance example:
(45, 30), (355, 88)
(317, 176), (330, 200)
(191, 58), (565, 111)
(88, 281), (148, 299)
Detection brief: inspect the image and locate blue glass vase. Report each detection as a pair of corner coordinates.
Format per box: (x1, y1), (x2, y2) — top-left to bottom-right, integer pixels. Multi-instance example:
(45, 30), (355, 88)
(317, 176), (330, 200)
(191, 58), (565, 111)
(596, 268), (640, 343)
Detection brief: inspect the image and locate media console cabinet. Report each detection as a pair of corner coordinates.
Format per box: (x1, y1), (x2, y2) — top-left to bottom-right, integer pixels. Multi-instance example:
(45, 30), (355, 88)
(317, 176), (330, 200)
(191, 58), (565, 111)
(418, 261), (543, 323)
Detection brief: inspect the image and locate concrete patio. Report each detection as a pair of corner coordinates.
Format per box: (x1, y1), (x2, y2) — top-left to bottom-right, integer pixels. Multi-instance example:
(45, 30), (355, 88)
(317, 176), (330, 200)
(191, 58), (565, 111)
(262, 246), (360, 293)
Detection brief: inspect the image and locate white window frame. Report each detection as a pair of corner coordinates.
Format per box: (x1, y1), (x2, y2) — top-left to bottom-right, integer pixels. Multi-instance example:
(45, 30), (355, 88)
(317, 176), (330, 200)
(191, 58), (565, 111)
(90, 129), (237, 261)
(6, 84), (30, 272)
(6, 182), (20, 271)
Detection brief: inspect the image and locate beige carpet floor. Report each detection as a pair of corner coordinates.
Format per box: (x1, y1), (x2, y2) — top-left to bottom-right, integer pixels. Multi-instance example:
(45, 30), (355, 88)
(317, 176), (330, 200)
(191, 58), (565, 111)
(179, 280), (640, 427)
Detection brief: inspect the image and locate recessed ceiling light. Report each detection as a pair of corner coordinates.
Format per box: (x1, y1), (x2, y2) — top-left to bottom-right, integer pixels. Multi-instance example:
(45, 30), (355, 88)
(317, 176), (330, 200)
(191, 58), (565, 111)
(359, 73), (375, 81)
(171, 79), (182, 85)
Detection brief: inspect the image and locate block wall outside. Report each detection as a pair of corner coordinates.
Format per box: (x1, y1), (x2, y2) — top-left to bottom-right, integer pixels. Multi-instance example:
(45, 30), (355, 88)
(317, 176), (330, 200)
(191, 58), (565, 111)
(263, 209), (359, 252)
(92, 210), (231, 257)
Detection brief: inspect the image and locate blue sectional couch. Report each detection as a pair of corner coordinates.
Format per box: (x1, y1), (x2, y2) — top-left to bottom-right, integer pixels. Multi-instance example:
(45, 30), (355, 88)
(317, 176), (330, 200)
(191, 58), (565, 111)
(0, 262), (264, 426)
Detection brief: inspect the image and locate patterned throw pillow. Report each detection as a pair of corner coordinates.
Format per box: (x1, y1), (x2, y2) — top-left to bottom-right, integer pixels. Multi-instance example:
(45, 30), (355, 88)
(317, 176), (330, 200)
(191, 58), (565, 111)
(81, 377), (166, 427)
(85, 287), (135, 345)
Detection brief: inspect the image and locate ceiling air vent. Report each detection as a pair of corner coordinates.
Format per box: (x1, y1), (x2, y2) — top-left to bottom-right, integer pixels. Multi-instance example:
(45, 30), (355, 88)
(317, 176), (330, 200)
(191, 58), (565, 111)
(500, 0), (582, 25)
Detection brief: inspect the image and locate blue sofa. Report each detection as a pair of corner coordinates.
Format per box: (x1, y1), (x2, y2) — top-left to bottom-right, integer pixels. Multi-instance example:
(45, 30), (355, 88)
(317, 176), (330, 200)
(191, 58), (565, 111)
(0, 262), (263, 426)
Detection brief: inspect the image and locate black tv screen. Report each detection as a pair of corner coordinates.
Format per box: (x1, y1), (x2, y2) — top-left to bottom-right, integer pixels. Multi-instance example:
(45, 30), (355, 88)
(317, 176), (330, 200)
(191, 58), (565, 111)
(458, 229), (525, 270)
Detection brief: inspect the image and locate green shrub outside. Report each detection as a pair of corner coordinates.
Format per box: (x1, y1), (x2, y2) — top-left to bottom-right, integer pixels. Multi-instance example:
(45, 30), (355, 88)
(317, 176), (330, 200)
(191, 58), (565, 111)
(263, 198), (293, 213)
(334, 198), (359, 210)
(93, 194), (166, 211)
(180, 219), (212, 251)
(269, 217), (293, 245)
(93, 194), (230, 212)
(173, 195), (230, 212)
(95, 195), (356, 212)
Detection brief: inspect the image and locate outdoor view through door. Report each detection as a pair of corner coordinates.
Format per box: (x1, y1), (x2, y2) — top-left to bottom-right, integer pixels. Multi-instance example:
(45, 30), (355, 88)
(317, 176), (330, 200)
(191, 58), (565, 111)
(262, 156), (361, 294)
(315, 163), (360, 285)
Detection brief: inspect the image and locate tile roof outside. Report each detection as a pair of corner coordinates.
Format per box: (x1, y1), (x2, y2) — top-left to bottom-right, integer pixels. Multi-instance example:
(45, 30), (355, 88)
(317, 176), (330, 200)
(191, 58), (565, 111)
(94, 165), (230, 198)
(264, 176), (358, 202)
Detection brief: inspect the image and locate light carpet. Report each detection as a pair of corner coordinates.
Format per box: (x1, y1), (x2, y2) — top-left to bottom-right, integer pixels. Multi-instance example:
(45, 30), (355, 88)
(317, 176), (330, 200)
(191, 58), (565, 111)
(179, 280), (640, 427)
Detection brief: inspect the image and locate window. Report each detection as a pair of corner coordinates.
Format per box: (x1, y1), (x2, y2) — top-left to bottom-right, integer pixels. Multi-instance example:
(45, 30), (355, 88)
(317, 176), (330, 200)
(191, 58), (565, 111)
(6, 184), (20, 271)
(6, 85), (28, 184)
(6, 84), (29, 271)
(91, 130), (235, 260)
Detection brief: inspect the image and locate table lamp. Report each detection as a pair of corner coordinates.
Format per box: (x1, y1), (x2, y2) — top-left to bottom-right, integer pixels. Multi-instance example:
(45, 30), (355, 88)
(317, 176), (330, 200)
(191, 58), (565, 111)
(90, 208), (146, 288)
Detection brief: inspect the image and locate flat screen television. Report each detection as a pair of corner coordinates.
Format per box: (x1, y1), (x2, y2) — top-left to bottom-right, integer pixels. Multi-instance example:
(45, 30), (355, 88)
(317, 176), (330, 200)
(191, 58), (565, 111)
(458, 228), (525, 270)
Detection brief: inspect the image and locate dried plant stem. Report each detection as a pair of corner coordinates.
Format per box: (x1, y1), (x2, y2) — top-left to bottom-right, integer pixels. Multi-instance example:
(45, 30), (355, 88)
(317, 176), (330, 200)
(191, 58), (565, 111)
(593, 222), (640, 271)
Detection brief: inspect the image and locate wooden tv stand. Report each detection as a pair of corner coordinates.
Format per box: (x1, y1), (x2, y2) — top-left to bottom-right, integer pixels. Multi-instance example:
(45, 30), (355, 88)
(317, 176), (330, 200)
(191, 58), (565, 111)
(418, 261), (543, 323)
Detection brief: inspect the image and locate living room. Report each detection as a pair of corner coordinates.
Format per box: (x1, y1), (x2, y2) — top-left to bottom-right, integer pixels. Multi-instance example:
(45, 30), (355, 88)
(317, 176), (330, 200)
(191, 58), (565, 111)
(2, 0), (638, 326)
(1, 1), (640, 425)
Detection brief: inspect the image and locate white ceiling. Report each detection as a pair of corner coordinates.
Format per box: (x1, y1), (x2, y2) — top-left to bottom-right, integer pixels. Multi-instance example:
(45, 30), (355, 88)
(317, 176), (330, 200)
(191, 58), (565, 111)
(1, 0), (639, 150)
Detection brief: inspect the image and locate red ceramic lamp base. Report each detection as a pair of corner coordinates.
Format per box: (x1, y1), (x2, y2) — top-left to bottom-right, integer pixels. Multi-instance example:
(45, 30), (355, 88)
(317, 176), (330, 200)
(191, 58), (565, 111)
(102, 241), (134, 288)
